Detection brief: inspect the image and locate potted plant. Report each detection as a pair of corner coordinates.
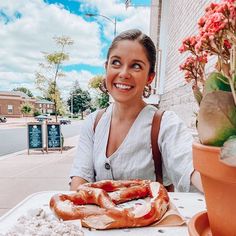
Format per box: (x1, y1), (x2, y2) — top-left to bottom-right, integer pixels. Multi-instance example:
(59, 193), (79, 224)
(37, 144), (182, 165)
(179, 0), (236, 235)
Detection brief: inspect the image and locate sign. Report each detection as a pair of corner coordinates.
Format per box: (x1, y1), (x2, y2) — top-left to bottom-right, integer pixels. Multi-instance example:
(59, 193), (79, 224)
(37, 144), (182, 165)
(46, 123), (62, 152)
(27, 123), (44, 154)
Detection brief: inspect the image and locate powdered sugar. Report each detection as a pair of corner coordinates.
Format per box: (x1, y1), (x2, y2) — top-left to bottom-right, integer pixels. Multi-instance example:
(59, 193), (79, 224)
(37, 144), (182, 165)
(0, 208), (84, 236)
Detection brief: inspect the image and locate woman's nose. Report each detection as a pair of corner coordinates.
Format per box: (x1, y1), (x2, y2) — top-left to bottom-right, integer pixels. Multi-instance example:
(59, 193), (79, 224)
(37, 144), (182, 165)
(118, 66), (131, 79)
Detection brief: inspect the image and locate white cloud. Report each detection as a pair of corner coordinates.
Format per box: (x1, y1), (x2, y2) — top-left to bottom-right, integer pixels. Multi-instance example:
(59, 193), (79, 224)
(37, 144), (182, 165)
(0, 0), (150, 99)
(79, 0), (150, 39)
(58, 69), (97, 100)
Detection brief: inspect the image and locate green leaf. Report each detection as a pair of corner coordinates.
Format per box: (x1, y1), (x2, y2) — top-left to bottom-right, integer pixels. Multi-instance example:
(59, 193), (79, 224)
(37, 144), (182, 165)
(197, 91), (236, 146)
(204, 72), (231, 94)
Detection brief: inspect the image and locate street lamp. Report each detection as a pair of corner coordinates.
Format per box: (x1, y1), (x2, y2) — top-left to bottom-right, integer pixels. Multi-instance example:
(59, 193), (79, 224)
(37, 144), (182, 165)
(70, 94), (73, 118)
(70, 93), (76, 118)
(85, 13), (117, 37)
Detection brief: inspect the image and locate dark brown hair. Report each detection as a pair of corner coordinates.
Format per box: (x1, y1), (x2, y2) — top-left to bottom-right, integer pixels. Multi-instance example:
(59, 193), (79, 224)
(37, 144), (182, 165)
(106, 29), (156, 74)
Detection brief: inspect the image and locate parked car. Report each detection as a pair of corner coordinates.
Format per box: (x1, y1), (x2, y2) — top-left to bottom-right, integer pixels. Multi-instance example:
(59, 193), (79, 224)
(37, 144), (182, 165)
(0, 116), (7, 123)
(59, 118), (71, 125)
(35, 115), (52, 122)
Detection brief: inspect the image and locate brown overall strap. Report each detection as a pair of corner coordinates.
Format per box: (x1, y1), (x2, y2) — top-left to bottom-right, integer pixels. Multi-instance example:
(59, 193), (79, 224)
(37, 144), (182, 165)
(151, 110), (165, 184)
(93, 109), (106, 132)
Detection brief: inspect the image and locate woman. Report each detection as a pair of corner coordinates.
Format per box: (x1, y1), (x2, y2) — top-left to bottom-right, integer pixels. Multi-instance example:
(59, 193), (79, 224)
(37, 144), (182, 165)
(70, 29), (202, 192)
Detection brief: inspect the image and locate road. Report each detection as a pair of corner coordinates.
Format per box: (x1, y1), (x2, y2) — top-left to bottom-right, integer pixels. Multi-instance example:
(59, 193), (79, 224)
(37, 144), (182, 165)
(0, 121), (82, 157)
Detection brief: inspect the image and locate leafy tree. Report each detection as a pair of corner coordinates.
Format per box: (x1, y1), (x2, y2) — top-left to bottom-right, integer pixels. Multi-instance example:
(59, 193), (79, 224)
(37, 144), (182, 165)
(44, 81), (66, 116)
(67, 81), (92, 120)
(89, 75), (109, 109)
(89, 75), (103, 89)
(35, 36), (73, 121)
(20, 102), (33, 115)
(13, 87), (33, 97)
(20, 102), (34, 123)
(96, 93), (110, 109)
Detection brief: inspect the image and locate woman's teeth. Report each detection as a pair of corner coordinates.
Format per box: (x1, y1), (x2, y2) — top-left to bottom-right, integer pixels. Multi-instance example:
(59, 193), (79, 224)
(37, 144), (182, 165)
(115, 84), (132, 90)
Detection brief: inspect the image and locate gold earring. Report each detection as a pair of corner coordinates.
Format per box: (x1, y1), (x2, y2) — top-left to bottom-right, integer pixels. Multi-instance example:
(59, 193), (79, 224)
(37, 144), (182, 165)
(99, 79), (108, 94)
(143, 84), (152, 98)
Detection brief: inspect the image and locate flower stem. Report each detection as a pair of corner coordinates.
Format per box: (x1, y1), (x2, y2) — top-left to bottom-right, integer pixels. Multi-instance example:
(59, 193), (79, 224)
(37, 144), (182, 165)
(229, 45), (236, 106)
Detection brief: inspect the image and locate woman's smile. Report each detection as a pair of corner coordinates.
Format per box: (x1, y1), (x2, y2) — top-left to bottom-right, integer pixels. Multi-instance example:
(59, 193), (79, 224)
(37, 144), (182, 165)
(114, 83), (134, 91)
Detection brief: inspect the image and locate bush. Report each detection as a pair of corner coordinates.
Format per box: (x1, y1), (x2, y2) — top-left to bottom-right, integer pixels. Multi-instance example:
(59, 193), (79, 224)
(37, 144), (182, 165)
(34, 110), (41, 116)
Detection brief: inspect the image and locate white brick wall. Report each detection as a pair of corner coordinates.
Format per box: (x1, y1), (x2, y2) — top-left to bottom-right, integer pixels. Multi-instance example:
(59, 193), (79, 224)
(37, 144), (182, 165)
(150, 0), (214, 128)
(163, 0), (210, 93)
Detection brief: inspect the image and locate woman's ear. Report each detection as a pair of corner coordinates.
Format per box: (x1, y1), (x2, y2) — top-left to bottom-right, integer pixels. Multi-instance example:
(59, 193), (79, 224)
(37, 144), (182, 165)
(147, 72), (155, 84)
(104, 61), (108, 70)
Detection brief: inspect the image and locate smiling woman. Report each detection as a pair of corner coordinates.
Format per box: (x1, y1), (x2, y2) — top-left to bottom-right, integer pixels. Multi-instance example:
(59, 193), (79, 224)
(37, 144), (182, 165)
(69, 28), (203, 194)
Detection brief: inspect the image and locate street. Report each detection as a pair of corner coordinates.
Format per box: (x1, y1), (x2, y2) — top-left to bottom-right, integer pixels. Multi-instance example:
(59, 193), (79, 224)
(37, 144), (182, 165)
(0, 121), (82, 157)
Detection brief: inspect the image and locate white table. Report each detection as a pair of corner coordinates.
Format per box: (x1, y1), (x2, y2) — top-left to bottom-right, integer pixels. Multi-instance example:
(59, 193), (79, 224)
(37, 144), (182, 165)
(0, 191), (206, 236)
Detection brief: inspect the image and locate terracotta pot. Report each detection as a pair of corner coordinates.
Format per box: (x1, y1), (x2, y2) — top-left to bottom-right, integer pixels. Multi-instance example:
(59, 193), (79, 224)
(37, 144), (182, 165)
(193, 142), (236, 236)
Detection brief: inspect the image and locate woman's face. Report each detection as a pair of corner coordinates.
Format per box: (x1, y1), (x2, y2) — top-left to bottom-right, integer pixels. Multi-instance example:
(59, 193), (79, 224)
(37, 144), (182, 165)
(105, 40), (155, 104)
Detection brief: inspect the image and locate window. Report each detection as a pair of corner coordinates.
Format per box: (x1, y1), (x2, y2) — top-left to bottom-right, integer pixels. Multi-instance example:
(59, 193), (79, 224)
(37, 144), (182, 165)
(8, 105), (13, 113)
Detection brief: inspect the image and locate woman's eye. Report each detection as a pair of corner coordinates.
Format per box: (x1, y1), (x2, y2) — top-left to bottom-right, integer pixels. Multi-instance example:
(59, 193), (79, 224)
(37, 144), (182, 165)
(111, 60), (120, 66)
(133, 63), (141, 69)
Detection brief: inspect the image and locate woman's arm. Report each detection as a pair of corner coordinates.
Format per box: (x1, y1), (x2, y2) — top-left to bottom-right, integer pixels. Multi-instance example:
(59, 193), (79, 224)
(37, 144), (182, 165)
(70, 176), (88, 191)
(69, 112), (97, 188)
(191, 170), (203, 192)
(159, 111), (199, 192)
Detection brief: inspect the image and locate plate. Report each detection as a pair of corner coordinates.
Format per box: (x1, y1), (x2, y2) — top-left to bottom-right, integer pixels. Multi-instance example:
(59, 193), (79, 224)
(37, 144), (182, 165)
(188, 211), (212, 236)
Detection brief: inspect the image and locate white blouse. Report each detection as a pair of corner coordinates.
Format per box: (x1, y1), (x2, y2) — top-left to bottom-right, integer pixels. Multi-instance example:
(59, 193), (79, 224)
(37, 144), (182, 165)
(70, 104), (194, 192)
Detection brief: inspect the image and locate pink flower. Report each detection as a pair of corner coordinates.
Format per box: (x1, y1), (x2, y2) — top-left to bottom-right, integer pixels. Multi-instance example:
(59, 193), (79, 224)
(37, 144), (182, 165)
(180, 0), (235, 91)
(223, 0), (235, 3)
(205, 3), (219, 13)
(178, 44), (186, 53)
(179, 36), (198, 54)
(203, 13), (227, 33)
(224, 39), (232, 49)
(197, 54), (208, 63)
(198, 17), (206, 28)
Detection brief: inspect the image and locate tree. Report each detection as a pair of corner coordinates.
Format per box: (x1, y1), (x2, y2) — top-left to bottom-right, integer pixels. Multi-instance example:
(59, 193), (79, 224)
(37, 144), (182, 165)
(67, 81), (92, 120)
(35, 36), (73, 121)
(45, 81), (66, 116)
(89, 75), (109, 109)
(20, 102), (34, 122)
(13, 87), (33, 97)
(96, 92), (110, 109)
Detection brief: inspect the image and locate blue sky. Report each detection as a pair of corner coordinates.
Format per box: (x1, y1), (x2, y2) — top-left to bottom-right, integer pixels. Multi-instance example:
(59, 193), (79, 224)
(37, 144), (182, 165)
(0, 0), (151, 99)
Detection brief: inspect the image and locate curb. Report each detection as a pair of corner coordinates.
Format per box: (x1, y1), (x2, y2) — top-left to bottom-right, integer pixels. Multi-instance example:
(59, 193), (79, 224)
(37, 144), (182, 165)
(0, 149), (27, 160)
(0, 136), (78, 161)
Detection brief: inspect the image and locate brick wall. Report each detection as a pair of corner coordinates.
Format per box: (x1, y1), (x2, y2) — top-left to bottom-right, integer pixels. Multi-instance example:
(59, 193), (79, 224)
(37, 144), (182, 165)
(0, 93), (36, 118)
(0, 96), (22, 118)
(150, 0), (214, 128)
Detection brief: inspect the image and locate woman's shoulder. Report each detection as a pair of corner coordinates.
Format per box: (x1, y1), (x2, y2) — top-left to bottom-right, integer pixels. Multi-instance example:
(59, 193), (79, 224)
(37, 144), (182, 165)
(86, 105), (112, 125)
(162, 110), (184, 124)
(145, 105), (179, 120)
(144, 106), (186, 130)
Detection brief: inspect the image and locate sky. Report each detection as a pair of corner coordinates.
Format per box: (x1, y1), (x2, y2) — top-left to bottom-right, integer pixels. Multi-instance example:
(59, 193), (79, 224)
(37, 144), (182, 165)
(0, 0), (151, 100)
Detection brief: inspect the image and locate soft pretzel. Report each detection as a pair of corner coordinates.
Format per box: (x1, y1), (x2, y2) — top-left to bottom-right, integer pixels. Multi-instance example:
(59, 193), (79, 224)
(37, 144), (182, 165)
(50, 179), (169, 229)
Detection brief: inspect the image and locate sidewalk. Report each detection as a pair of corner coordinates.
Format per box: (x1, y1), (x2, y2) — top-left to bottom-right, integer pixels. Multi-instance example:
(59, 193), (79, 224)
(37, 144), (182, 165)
(0, 135), (79, 217)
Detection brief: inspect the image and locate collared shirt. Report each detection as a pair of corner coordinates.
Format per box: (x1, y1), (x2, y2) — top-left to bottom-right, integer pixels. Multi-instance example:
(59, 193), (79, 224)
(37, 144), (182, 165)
(70, 104), (194, 192)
